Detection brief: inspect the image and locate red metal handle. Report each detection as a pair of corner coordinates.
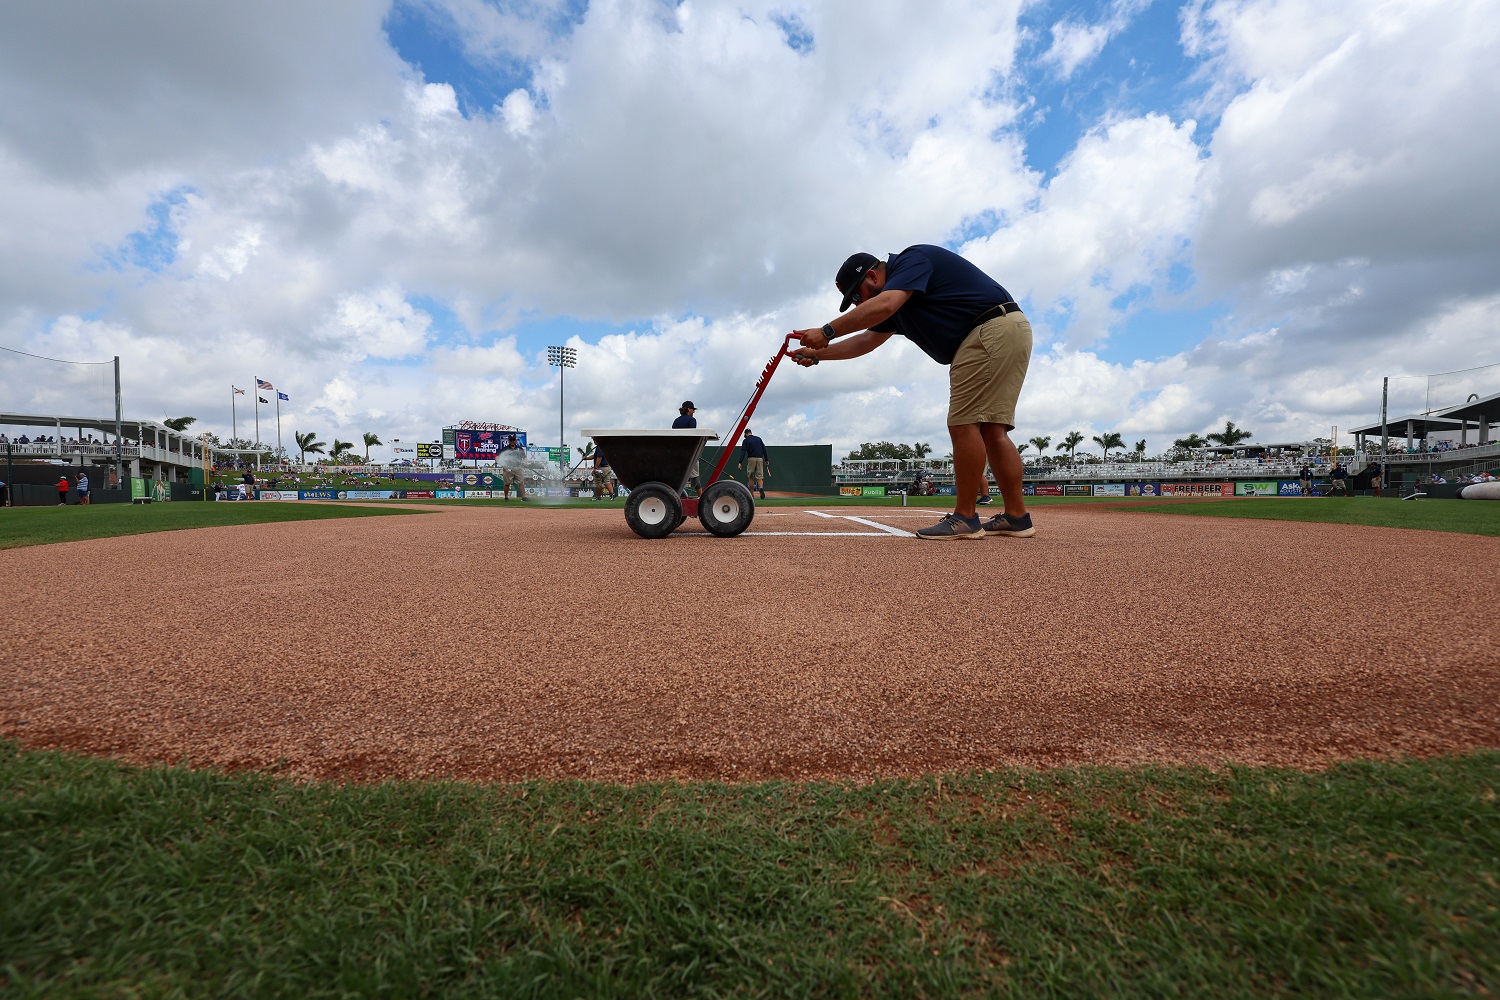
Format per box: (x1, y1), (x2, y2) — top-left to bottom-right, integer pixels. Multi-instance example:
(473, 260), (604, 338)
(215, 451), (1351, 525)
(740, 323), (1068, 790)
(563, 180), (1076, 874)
(704, 332), (802, 488)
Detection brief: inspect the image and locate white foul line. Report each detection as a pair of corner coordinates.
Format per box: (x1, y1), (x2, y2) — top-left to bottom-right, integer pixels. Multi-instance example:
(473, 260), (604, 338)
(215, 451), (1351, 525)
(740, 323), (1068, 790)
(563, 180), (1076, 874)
(806, 510), (916, 537)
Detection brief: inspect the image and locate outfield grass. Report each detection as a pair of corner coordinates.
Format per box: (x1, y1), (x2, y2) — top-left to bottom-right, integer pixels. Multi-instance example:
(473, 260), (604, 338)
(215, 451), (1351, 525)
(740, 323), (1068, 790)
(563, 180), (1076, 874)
(1, 741), (1494, 996)
(1112, 496), (1500, 536)
(0, 501), (426, 551)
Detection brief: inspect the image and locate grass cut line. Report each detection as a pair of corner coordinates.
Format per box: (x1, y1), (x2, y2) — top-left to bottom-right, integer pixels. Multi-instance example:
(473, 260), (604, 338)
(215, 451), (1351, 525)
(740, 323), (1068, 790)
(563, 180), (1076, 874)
(0, 741), (1496, 997)
(0, 501), (428, 550)
(1111, 496), (1500, 536)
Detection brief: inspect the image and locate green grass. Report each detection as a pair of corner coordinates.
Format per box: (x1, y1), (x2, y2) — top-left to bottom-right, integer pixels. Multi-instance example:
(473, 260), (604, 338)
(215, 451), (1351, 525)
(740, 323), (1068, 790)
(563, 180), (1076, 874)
(0, 501), (427, 550)
(1, 741), (1495, 997)
(1113, 496), (1500, 536)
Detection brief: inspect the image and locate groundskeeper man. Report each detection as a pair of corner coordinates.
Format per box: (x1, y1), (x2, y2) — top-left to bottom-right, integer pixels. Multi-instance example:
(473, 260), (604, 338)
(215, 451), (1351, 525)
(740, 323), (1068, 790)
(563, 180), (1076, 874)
(793, 244), (1035, 540)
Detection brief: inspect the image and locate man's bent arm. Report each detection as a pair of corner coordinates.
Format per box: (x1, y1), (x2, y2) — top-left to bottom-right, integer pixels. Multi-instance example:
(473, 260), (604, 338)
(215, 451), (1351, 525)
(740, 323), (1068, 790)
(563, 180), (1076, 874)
(796, 330), (893, 364)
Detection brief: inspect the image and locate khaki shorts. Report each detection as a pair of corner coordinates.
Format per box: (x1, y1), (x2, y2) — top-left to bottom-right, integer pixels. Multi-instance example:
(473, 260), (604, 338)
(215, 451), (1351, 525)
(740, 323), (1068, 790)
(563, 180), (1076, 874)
(501, 467), (524, 489)
(947, 312), (1032, 428)
(744, 457), (765, 481)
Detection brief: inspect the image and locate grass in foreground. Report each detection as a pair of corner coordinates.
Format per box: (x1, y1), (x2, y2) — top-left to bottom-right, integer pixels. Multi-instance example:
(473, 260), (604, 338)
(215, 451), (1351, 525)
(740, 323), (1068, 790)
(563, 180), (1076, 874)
(0, 501), (425, 550)
(1113, 496), (1500, 536)
(1, 742), (1495, 997)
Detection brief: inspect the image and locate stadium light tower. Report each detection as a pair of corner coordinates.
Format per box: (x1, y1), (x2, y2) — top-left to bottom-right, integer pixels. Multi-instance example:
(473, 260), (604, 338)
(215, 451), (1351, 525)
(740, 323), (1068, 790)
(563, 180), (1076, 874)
(547, 345), (577, 469)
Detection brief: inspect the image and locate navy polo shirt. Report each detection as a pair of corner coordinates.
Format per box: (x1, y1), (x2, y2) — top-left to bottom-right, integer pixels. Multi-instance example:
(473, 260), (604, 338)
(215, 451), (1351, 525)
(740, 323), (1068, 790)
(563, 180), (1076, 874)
(672, 414), (697, 429)
(870, 244), (1014, 365)
(741, 434), (768, 460)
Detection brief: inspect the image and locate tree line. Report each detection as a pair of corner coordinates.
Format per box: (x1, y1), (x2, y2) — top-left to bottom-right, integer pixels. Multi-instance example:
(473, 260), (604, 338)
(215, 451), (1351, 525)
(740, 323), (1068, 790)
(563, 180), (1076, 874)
(161, 417), (385, 463)
(843, 421), (1254, 465)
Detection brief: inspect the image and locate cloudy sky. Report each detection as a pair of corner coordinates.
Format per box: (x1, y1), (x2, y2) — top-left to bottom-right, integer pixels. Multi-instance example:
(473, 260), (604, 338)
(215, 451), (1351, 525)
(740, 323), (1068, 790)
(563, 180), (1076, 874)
(2, 0), (1497, 461)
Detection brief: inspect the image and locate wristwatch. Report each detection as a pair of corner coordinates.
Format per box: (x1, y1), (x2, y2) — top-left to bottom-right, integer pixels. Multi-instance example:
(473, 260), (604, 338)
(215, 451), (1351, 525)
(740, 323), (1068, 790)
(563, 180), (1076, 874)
(820, 323), (835, 341)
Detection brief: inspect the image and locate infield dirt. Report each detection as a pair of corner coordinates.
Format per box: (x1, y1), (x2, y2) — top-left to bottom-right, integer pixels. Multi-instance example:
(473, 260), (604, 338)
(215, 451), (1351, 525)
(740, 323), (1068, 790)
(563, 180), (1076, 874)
(3, 503), (1497, 782)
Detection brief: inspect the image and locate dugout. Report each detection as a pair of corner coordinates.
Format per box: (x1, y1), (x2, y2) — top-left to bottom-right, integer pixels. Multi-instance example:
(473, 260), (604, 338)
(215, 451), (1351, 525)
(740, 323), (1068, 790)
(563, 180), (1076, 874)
(695, 443), (835, 496)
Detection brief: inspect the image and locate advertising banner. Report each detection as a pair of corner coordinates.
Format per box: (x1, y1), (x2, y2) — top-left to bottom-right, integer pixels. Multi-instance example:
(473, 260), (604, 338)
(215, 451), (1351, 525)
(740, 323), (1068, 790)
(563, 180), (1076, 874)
(1034, 483), (1064, 496)
(460, 472), (499, 488)
(860, 486), (887, 497)
(343, 490), (400, 500)
(1125, 483), (1160, 496)
(453, 430), (527, 462)
(1160, 482), (1232, 497)
(1234, 481), (1278, 496)
(405, 490), (436, 499)
(1022, 483), (1036, 496)
(256, 490), (299, 500)
(936, 485), (956, 496)
(1278, 480), (1306, 496)
(1093, 483), (1126, 497)
(1063, 484), (1092, 496)
(391, 446), (416, 455)
(839, 486), (863, 496)
(416, 442), (441, 459)
(435, 489), (460, 499)
(577, 488), (595, 499)
(464, 490), (492, 498)
(298, 489), (339, 500)
(546, 447), (568, 464)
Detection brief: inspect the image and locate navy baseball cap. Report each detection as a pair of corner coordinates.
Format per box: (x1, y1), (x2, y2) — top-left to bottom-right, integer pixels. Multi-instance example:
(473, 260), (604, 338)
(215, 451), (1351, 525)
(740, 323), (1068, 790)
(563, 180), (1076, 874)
(836, 252), (879, 312)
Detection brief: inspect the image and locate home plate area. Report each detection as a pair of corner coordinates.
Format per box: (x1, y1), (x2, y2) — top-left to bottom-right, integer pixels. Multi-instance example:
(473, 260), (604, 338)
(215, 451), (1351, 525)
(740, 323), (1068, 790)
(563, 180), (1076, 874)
(707, 507), (931, 537)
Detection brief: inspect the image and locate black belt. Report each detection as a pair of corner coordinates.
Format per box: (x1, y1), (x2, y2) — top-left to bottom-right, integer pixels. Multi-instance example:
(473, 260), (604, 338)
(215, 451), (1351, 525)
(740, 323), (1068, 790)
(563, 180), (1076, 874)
(972, 302), (1022, 326)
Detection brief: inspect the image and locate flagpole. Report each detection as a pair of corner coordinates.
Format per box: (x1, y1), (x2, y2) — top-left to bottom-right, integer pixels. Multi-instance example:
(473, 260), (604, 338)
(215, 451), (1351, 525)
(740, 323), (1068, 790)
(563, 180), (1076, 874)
(275, 393), (282, 463)
(254, 385), (260, 447)
(231, 386), (237, 442)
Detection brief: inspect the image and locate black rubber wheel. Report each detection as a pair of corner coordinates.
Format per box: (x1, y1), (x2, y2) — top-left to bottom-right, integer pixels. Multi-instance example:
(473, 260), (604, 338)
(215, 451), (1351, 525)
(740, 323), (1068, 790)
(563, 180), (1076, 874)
(699, 480), (755, 537)
(623, 482), (682, 539)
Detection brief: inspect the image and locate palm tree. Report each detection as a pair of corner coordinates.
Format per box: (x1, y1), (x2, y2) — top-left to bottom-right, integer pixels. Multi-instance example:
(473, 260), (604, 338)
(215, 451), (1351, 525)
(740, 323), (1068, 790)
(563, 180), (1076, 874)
(913, 442), (933, 460)
(1092, 431), (1125, 461)
(577, 442), (596, 462)
(1017, 442), (1029, 455)
(1029, 435), (1051, 459)
(294, 431), (325, 464)
(330, 439), (354, 462)
(362, 432), (382, 461)
(1134, 439), (1147, 461)
(1172, 433), (1206, 453)
(1206, 420), (1253, 449)
(164, 416), (197, 431)
(1060, 431), (1085, 464)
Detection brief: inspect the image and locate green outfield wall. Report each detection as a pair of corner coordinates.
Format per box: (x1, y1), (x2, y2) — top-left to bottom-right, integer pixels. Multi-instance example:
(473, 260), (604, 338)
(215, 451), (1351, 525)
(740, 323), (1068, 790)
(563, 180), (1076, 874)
(696, 444), (835, 496)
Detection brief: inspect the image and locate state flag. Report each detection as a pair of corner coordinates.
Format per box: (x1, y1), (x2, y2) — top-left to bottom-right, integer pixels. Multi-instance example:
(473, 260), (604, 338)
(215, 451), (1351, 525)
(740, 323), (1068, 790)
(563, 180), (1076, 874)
(233, 386), (246, 395)
(278, 392), (289, 401)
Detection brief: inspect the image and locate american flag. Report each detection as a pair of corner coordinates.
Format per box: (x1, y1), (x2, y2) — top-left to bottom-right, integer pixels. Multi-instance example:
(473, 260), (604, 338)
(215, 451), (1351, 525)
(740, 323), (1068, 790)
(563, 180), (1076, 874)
(256, 378), (274, 390)
(233, 386), (246, 395)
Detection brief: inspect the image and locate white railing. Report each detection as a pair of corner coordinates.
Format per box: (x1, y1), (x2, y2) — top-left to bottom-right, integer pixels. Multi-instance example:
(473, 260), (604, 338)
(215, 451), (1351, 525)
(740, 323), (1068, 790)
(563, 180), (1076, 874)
(1381, 441), (1499, 464)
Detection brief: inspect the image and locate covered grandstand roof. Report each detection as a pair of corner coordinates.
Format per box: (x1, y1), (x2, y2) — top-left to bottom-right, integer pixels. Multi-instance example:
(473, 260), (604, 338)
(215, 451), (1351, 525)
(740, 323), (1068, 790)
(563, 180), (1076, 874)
(1348, 414), (1465, 439)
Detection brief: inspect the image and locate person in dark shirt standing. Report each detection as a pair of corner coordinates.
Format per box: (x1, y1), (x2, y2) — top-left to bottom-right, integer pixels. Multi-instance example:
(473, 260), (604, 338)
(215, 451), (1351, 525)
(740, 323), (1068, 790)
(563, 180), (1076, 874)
(737, 428), (770, 499)
(672, 402), (701, 494)
(1331, 462), (1349, 496)
(1298, 463), (1313, 497)
(793, 244), (1035, 540)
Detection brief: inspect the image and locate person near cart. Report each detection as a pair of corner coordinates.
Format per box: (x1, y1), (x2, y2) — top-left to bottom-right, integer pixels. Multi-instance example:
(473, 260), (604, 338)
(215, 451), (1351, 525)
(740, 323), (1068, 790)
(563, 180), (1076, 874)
(792, 245), (1035, 540)
(737, 428), (770, 499)
(498, 434), (527, 501)
(672, 402), (702, 494)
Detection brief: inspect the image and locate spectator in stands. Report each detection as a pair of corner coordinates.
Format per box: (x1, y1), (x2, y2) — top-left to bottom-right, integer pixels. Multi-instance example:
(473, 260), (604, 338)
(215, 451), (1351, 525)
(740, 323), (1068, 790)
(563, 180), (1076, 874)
(498, 434), (527, 501)
(1298, 463), (1313, 497)
(56, 475), (70, 505)
(737, 428), (769, 499)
